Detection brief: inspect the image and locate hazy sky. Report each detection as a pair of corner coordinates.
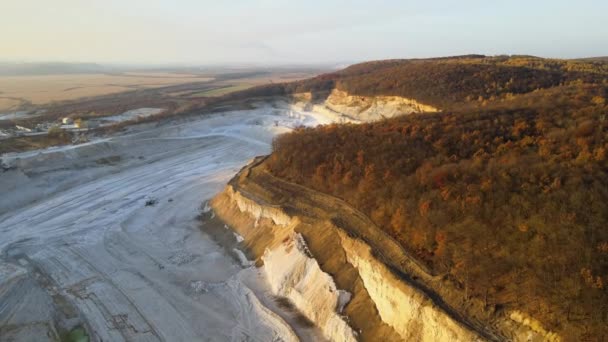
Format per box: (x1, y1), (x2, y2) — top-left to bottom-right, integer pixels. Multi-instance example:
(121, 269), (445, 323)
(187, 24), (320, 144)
(3, 0), (608, 65)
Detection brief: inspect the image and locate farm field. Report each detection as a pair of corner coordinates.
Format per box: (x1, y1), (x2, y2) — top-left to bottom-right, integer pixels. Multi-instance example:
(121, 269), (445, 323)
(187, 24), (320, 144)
(0, 98), (22, 111)
(0, 66), (326, 152)
(188, 84), (254, 97)
(0, 73), (214, 111)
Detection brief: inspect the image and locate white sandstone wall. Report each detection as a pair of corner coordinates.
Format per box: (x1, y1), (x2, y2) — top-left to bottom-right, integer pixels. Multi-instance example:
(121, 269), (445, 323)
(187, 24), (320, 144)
(293, 89), (438, 123)
(337, 231), (482, 342)
(224, 186), (357, 342)
(263, 233), (357, 342)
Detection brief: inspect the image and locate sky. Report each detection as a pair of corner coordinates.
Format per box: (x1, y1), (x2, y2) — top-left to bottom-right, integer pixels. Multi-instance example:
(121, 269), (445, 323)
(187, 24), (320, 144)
(2, 0), (608, 65)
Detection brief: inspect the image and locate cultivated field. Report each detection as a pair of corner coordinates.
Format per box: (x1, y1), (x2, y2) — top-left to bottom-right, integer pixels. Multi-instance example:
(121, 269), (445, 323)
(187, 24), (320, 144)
(0, 98), (22, 111)
(0, 67), (326, 153)
(0, 73), (214, 111)
(0, 69), (325, 113)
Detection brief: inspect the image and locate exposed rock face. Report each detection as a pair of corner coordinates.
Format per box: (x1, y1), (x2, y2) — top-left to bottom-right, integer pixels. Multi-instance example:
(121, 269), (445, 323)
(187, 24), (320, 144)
(339, 234), (480, 341)
(291, 89), (438, 122)
(263, 232), (357, 342)
(214, 186), (357, 342)
(210, 158), (560, 342)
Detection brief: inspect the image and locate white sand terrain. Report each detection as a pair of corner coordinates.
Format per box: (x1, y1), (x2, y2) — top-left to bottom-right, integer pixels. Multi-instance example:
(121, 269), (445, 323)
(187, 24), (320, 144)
(0, 104), (332, 341)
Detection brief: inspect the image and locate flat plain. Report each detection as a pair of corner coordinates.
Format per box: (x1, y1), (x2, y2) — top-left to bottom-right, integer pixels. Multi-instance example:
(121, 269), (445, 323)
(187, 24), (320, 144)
(0, 72), (214, 111)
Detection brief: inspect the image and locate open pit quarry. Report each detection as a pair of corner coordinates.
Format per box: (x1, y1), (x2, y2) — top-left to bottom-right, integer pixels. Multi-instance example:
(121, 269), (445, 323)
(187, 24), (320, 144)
(0, 100), (335, 341)
(0, 90), (554, 341)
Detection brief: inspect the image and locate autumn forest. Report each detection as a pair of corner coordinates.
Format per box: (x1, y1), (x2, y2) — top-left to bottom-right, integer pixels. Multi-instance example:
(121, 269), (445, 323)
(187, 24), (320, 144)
(259, 55), (608, 340)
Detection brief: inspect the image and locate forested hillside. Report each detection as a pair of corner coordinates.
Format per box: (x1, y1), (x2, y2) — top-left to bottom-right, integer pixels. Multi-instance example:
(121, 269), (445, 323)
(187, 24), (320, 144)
(228, 55), (608, 109)
(264, 56), (608, 340)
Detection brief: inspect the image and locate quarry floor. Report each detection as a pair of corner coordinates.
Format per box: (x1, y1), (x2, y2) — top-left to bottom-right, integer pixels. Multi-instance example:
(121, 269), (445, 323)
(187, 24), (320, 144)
(0, 104), (332, 341)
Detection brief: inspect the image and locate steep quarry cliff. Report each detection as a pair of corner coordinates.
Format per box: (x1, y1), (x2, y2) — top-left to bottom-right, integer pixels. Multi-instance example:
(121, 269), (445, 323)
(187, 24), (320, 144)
(211, 186), (358, 342)
(210, 157), (563, 342)
(290, 89), (438, 123)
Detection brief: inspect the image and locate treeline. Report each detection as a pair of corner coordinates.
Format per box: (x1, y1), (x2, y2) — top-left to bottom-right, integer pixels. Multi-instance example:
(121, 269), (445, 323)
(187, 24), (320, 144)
(226, 55), (608, 109)
(264, 56), (608, 339)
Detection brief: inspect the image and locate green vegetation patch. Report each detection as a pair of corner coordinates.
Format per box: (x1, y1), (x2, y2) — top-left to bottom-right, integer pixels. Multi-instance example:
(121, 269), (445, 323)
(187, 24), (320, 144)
(60, 326), (89, 342)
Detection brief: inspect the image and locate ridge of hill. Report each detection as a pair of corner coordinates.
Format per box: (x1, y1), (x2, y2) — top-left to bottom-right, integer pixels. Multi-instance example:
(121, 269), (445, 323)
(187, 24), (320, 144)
(224, 54), (608, 110)
(246, 55), (608, 340)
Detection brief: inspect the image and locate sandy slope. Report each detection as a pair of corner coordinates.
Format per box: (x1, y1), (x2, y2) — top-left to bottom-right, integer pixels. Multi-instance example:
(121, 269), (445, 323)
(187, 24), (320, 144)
(0, 105), (331, 341)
